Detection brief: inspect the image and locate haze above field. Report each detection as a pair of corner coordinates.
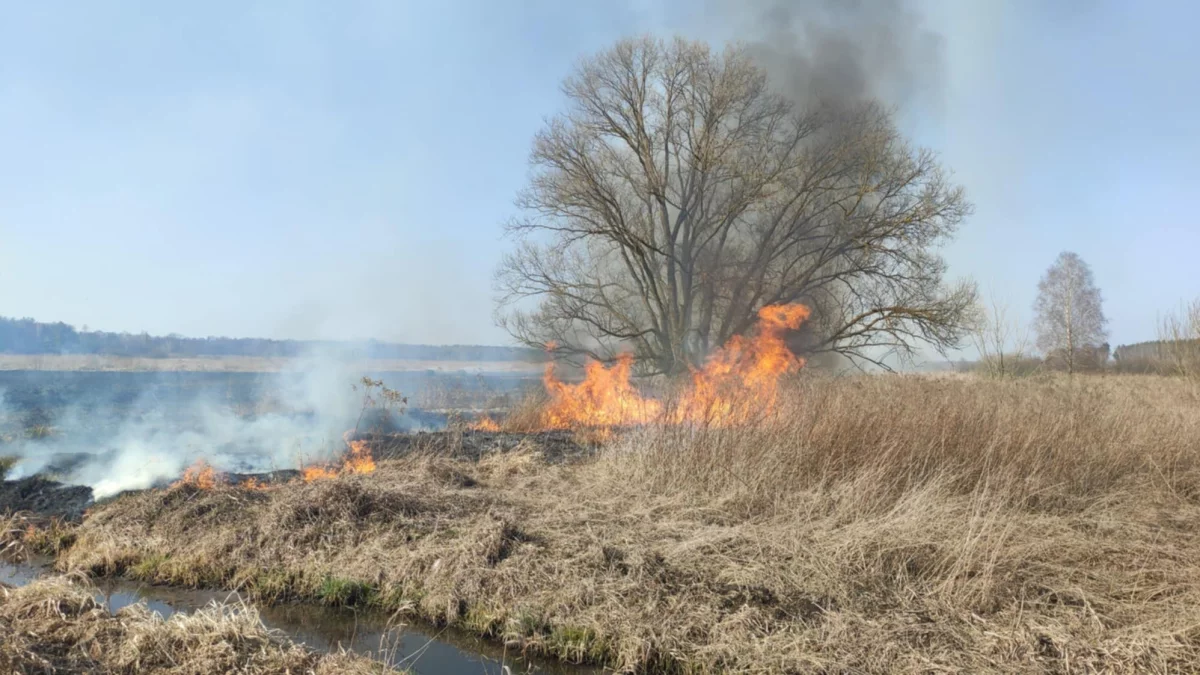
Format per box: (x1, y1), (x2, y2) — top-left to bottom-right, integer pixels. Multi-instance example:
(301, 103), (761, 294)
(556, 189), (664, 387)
(1, 1), (1197, 349)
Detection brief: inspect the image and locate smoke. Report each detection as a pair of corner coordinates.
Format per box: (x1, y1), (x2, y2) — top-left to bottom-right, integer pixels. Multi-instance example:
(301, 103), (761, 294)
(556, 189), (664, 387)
(0, 349), (432, 499)
(709, 0), (945, 114)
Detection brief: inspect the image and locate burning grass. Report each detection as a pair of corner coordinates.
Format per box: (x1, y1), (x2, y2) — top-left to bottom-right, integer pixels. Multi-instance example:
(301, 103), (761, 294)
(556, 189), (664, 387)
(301, 437), (378, 482)
(0, 575), (402, 674)
(8, 374), (1200, 672)
(474, 303), (812, 432)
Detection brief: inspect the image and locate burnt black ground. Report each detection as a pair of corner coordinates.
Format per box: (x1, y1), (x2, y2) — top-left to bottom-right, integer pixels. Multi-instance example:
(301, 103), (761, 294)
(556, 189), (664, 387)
(0, 476), (93, 521)
(364, 429), (596, 463)
(1, 430), (591, 522)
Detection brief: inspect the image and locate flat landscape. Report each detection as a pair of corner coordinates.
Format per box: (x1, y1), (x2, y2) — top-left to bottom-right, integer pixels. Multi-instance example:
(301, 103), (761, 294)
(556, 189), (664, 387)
(5, 372), (1200, 673)
(4, 3), (1198, 672)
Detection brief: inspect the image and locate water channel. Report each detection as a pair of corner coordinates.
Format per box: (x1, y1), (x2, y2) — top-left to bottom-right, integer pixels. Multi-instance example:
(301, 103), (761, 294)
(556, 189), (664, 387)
(1, 560), (598, 675)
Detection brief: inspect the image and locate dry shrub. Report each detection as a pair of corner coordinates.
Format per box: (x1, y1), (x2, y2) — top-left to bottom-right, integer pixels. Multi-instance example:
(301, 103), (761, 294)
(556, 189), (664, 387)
(0, 575), (399, 674)
(42, 375), (1200, 672)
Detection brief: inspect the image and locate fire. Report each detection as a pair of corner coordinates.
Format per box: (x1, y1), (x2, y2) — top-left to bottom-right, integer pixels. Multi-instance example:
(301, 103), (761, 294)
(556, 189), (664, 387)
(302, 465), (339, 481)
(470, 416), (502, 432)
(510, 303), (810, 430)
(241, 477), (270, 491)
(301, 435), (378, 482)
(674, 303), (811, 425)
(540, 353), (663, 429)
(343, 439), (377, 474)
(172, 459), (220, 490)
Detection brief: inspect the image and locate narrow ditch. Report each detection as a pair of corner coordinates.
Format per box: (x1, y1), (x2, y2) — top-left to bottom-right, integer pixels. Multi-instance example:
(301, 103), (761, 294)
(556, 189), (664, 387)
(1, 559), (598, 675)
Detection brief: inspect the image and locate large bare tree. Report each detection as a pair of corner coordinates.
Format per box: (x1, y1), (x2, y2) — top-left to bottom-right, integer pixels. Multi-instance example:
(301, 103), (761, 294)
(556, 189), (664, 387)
(495, 37), (975, 374)
(1033, 251), (1108, 374)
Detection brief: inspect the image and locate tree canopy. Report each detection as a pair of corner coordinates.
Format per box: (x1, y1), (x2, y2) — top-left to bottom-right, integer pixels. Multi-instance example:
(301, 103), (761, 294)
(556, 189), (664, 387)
(1033, 251), (1108, 373)
(495, 36), (974, 374)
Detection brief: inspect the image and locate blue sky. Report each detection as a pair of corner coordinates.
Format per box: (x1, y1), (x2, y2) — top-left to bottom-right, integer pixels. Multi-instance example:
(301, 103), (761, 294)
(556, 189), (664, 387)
(1, 1), (1196, 351)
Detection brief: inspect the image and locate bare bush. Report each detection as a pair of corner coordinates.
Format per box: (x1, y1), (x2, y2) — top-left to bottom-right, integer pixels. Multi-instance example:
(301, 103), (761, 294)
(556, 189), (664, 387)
(970, 295), (1034, 378)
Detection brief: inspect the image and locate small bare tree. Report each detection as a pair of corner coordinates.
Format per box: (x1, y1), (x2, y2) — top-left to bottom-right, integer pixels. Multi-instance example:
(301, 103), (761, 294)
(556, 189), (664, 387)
(495, 36), (975, 375)
(1158, 298), (1200, 380)
(971, 295), (1032, 378)
(1033, 252), (1108, 374)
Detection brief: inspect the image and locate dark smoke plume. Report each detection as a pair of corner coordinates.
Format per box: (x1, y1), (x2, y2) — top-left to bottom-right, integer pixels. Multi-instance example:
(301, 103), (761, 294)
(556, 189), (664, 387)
(710, 0), (945, 112)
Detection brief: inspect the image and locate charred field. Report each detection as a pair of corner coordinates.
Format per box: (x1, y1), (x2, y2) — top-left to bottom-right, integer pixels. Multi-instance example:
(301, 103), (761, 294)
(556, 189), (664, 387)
(5, 374), (1200, 673)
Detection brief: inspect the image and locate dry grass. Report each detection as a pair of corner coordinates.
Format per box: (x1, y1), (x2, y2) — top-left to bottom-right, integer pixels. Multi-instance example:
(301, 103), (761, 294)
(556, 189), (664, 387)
(9, 374), (1200, 673)
(0, 575), (401, 674)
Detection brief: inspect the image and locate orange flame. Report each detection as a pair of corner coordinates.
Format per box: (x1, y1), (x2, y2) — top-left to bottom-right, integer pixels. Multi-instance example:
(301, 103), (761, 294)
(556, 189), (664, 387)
(301, 434), (378, 482)
(343, 439), (377, 475)
(241, 477), (270, 491)
(674, 303), (811, 425)
(302, 465), (339, 482)
(540, 353), (663, 429)
(470, 416), (502, 432)
(172, 459), (220, 490)
(517, 303), (810, 430)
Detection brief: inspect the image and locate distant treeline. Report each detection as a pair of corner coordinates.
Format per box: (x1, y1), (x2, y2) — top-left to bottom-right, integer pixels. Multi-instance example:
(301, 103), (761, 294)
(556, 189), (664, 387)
(0, 316), (544, 362)
(1112, 339), (1200, 373)
(1114, 340), (1188, 363)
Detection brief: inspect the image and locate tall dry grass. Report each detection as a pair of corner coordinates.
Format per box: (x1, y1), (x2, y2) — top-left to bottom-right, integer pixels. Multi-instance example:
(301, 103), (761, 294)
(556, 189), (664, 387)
(11, 373), (1200, 673)
(611, 374), (1200, 509)
(588, 374), (1200, 671)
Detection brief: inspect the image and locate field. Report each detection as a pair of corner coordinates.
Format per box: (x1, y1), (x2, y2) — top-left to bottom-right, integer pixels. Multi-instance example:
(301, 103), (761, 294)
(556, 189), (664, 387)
(5, 373), (1200, 673)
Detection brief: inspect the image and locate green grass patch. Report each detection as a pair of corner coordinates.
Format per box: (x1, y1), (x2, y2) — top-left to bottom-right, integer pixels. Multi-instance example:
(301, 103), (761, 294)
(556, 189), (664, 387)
(316, 575), (376, 607)
(128, 553), (171, 581)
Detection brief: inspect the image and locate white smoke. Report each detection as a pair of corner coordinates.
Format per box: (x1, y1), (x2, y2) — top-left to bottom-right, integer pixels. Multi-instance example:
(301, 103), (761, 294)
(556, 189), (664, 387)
(3, 349), (400, 499)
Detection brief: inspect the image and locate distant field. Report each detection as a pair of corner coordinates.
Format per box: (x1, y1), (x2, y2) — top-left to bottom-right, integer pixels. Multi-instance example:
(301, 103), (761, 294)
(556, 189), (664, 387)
(0, 354), (544, 374)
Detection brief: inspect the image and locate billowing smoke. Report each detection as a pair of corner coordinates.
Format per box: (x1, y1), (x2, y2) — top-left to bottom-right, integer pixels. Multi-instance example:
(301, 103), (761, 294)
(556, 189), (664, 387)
(1, 349), (429, 499)
(709, 0), (944, 114)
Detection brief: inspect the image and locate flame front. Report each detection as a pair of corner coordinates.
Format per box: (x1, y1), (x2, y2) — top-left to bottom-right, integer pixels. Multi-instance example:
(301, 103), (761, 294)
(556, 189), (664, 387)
(475, 303), (811, 431)
(674, 303), (811, 425)
(172, 459), (220, 490)
(540, 353), (664, 429)
(302, 435), (378, 482)
(471, 416), (502, 432)
(343, 439), (377, 474)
